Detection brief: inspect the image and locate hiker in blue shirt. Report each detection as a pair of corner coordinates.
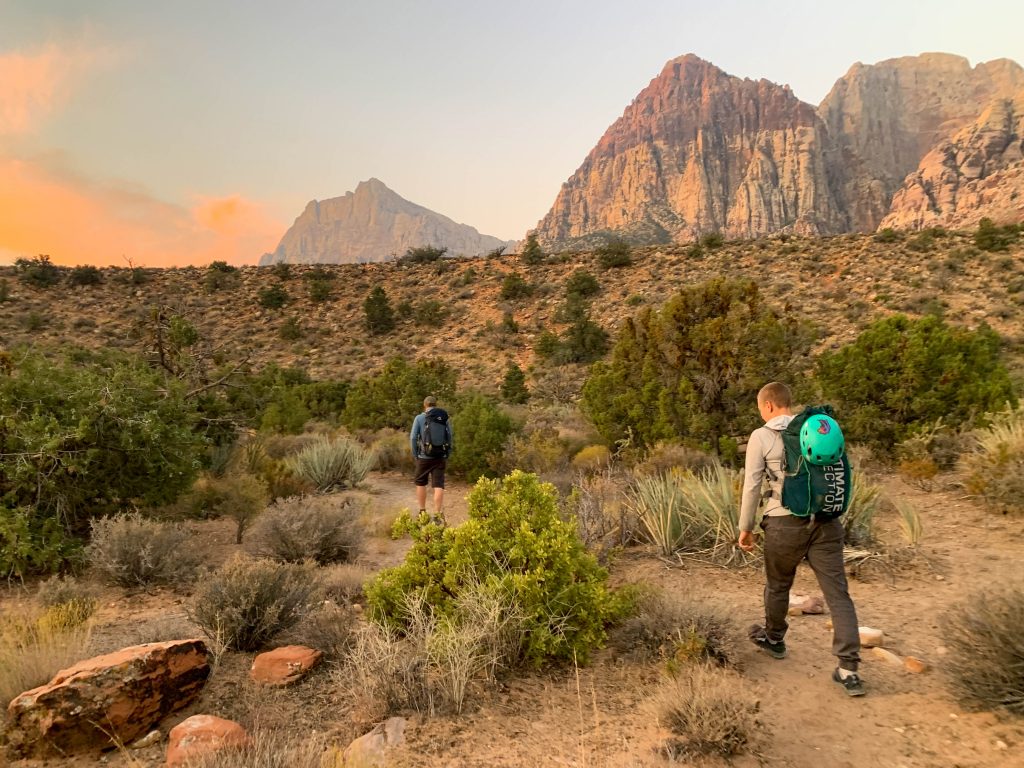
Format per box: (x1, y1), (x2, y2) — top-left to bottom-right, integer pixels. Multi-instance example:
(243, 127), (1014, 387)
(410, 395), (453, 520)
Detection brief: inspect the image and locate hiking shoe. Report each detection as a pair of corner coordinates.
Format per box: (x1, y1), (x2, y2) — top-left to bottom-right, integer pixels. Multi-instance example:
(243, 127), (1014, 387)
(832, 668), (866, 697)
(748, 625), (787, 659)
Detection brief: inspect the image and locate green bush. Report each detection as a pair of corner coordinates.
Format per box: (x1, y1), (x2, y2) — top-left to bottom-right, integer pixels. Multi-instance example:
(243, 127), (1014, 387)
(699, 232), (725, 250)
(204, 261), (239, 292)
(815, 314), (1015, 448)
(500, 273), (534, 301)
(363, 286), (395, 334)
(564, 269), (600, 300)
(401, 245), (447, 263)
(446, 394), (518, 481)
(974, 217), (1019, 252)
(413, 300), (448, 326)
(0, 511), (79, 580)
(253, 495), (363, 565)
(519, 233), (545, 266)
(500, 363), (530, 404)
(287, 436), (374, 491)
(582, 278), (813, 454)
(366, 471), (623, 664)
(596, 238), (632, 268)
(87, 512), (197, 587)
(211, 473), (269, 544)
(0, 278), (10, 303)
(341, 356), (456, 431)
(308, 278), (332, 303)
(67, 265), (103, 286)
(258, 284), (289, 309)
(14, 255), (62, 289)
(944, 584), (1024, 715)
(873, 228), (901, 243)
(0, 349), (204, 571)
(270, 263), (292, 280)
(190, 553), (320, 651)
(279, 317), (303, 340)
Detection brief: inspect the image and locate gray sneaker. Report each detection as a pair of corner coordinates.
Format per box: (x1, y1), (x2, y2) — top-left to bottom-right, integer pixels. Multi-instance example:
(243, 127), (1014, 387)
(748, 625), (787, 659)
(832, 668), (866, 696)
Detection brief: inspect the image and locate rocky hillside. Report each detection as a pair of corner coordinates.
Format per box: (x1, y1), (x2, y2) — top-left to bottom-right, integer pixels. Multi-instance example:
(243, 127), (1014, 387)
(534, 53), (1024, 247)
(260, 178), (512, 265)
(3, 232), (1022, 393)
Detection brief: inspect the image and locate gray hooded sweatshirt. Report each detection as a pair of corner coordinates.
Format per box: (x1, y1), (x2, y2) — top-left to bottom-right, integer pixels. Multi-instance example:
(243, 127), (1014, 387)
(739, 414), (793, 532)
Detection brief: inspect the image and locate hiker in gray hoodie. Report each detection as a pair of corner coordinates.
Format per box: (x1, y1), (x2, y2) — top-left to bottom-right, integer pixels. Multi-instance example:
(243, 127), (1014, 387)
(738, 381), (865, 696)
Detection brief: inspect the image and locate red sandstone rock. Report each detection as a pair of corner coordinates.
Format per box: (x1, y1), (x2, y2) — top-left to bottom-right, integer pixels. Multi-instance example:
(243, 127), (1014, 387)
(4, 639), (210, 759)
(165, 715), (249, 767)
(250, 645), (322, 686)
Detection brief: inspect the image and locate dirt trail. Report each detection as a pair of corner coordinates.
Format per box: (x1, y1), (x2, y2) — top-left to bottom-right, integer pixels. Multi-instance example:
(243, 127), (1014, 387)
(4, 471), (1024, 768)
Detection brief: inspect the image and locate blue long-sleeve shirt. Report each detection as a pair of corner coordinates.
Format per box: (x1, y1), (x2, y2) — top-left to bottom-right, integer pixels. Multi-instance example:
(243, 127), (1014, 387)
(410, 409), (453, 459)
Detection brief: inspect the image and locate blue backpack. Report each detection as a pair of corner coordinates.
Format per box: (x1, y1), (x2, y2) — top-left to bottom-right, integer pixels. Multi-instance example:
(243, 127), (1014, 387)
(418, 408), (450, 459)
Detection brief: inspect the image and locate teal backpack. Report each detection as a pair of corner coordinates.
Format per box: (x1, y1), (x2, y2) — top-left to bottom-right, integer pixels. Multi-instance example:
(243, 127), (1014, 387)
(772, 405), (852, 520)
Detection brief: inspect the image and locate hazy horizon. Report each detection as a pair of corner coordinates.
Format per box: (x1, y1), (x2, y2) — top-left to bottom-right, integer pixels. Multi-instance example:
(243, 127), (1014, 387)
(2, 0), (1023, 267)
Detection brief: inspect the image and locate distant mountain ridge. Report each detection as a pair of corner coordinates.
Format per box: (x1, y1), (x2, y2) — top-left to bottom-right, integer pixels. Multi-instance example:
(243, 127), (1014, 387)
(260, 178), (512, 265)
(533, 52), (1024, 247)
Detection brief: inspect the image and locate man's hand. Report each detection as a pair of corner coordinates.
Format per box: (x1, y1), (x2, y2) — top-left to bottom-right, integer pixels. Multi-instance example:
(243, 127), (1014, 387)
(738, 530), (757, 552)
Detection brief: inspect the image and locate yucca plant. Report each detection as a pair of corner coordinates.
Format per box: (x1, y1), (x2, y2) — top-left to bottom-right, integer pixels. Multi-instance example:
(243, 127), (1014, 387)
(627, 473), (688, 556)
(895, 502), (924, 547)
(676, 465), (745, 565)
(287, 435), (375, 492)
(843, 473), (881, 548)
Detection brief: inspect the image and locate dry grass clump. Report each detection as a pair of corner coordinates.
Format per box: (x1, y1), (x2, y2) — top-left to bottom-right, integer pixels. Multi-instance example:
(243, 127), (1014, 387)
(87, 512), (197, 587)
(281, 603), (356, 660)
(184, 728), (326, 768)
(368, 428), (415, 472)
(944, 584), (1024, 715)
(571, 444), (611, 473)
(654, 664), (759, 759)
(633, 441), (717, 477)
(611, 589), (738, 668)
(287, 435), (375, 492)
(35, 574), (98, 607)
(251, 495), (363, 565)
(189, 554), (321, 652)
(564, 468), (637, 562)
(0, 599), (96, 706)
(962, 406), (1024, 514)
(321, 563), (372, 604)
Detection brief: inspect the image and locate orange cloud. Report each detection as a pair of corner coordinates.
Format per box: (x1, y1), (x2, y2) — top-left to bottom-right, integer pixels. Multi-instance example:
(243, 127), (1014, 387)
(0, 155), (283, 267)
(0, 45), (78, 134)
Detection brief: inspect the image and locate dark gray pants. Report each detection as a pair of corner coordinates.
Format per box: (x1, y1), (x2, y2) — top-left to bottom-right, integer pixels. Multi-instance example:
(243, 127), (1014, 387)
(762, 514), (861, 670)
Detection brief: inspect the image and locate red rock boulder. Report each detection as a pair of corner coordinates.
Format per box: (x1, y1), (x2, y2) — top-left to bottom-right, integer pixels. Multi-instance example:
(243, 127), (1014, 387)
(166, 715), (249, 767)
(250, 645), (322, 686)
(4, 639), (210, 758)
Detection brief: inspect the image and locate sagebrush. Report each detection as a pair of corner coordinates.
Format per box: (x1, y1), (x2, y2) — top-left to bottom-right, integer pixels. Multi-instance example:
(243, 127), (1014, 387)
(252, 495), (363, 565)
(87, 512), (196, 587)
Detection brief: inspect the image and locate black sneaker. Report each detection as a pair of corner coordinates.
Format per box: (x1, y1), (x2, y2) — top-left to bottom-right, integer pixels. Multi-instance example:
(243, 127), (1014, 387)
(832, 668), (866, 697)
(748, 625), (787, 659)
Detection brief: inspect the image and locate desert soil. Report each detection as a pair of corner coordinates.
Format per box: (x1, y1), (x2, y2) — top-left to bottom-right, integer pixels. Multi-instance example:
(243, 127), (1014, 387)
(3, 470), (1024, 768)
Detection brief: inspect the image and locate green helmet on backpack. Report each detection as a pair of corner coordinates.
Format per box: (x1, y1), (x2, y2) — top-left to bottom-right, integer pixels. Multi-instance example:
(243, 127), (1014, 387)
(800, 414), (845, 466)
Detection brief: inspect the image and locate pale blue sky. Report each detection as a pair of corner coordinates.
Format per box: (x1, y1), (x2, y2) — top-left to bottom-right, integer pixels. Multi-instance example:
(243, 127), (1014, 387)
(2, 0), (1022, 263)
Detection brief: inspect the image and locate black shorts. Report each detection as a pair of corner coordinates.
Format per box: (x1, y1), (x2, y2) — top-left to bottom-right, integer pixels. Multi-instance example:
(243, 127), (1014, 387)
(413, 457), (447, 488)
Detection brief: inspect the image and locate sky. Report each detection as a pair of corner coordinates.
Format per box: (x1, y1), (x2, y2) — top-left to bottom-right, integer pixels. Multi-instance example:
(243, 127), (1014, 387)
(2, 1), (1023, 267)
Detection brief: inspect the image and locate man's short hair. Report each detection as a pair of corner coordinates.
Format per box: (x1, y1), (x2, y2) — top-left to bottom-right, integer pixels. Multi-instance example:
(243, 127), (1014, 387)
(758, 382), (792, 408)
(424, 395), (437, 408)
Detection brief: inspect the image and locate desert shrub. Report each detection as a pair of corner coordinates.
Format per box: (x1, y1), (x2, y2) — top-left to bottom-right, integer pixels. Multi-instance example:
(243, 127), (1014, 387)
(974, 217), (1019, 252)
(571, 444), (611, 473)
(0, 348), (203, 566)
(500, 273), (533, 301)
(632, 441), (718, 477)
(626, 466), (746, 565)
(961, 406), (1024, 514)
(308, 278), (332, 302)
(500, 362), (529, 404)
(369, 428), (416, 472)
(699, 231), (725, 250)
(895, 502), (924, 548)
(279, 316), (302, 340)
(212, 473), (270, 544)
(204, 261), (239, 292)
(15, 255), (62, 288)
(844, 474), (882, 548)
(873, 228), (901, 243)
(816, 314), (1015, 448)
(67, 265), (103, 286)
(654, 664), (759, 758)
(341, 356), (456, 431)
(87, 512), (196, 587)
(613, 589), (738, 667)
(0, 278), (10, 303)
(519, 233), (545, 265)
(583, 278), (814, 454)
(446, 393), (518, 482)
(252, 495), (362, 565)
(182, 728), (326, 768)
(287, 435), (374, 491)
(18, 311), (46, 331)
(258, 283), (289, 309)
(565, 269), (600, 300)
(596, 238), (633, 268)
(364, 286), (395, 334)
(563, 468), (636, 562)
(283, 603), (356, 660)
(35, 574), (98, 608)
(944, 584), (1024, 715)
(270, 262), (291, 279)
(344, 616), (432, 718)
(0, 510), (79, 580)
(0, 601), (95, 707)
(321, 563), (371, 604)
(190, 553), (321, 651)
(413, 299), (448, 326)
(366, 471), (623, 664)
(401, 245), (447, 263)
(551, 304), (608, 364)
(501, 427), (571, 476)
(906, 230), (936, 252)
